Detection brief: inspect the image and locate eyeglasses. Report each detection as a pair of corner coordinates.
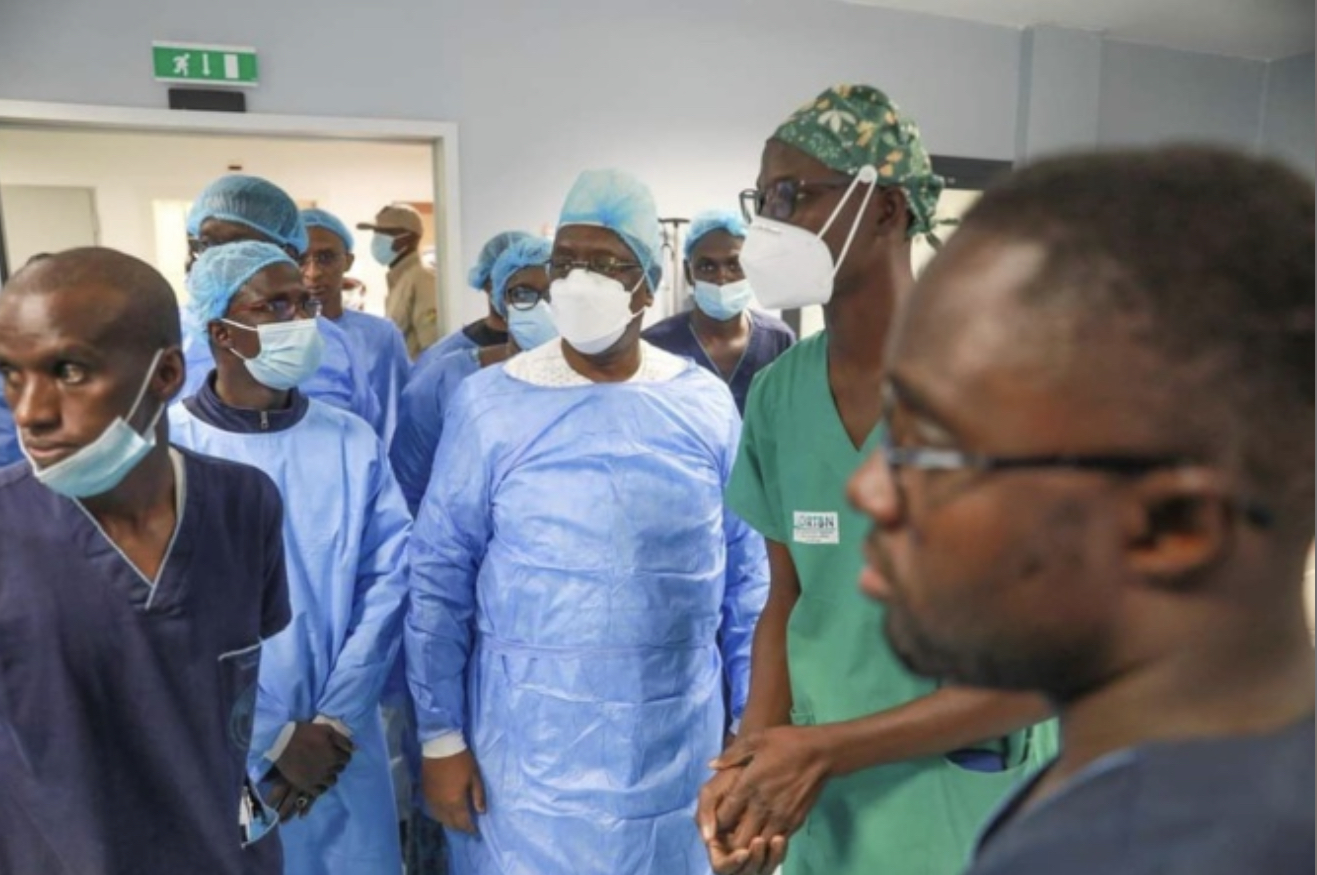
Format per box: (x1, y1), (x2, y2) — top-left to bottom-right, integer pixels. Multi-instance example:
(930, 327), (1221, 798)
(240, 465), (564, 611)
(739, 177), (854, 223)
(875, 427), (1275, 529)
(506, 285), (549, 311)
(546, 256), (643, 282)
(229, 293), (324, 321)
(299, 250), (344, 269)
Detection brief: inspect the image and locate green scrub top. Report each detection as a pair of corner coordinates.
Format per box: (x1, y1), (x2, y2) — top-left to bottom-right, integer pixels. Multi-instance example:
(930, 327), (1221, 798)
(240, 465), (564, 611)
(727, 332), (1056, 875)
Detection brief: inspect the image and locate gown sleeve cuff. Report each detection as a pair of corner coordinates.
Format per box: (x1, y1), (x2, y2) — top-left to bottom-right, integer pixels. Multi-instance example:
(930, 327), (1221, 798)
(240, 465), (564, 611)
(264, 722), (297, 764)
(422, 731), (468, 759)
(313, 714), (353, 738)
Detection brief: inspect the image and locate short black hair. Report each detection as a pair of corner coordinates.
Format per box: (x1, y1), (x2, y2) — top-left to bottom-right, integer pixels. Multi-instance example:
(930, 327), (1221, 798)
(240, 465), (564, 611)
(961, 146), (1314, 520)
(8, 247), (182, 354)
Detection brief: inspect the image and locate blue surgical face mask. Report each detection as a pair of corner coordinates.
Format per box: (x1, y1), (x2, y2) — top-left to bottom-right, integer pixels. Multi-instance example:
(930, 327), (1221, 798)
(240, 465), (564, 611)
(508, 300), (559, 351)
(370, 233), (398, 267)
(25, 349), (166, 499)
(692, 278), (754, 321)
(221, 317), (325, 390)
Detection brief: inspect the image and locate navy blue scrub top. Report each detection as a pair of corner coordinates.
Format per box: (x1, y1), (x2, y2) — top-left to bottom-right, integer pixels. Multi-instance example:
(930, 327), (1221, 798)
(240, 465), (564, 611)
(0, 449), (290, 874)
(968, 715), (1315, 875)
(643, 309), (795, 414)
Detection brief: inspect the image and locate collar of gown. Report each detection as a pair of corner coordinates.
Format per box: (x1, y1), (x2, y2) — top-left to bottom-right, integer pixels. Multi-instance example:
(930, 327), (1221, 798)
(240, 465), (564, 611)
(183, 370), (310, 434)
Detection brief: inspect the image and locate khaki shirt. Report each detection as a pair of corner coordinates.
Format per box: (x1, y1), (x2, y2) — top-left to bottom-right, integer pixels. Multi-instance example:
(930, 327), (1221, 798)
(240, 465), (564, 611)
(386, 252), (441, 359)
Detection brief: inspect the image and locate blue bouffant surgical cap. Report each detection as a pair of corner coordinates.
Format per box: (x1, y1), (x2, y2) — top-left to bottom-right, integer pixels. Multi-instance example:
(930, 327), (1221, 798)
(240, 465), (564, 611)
(185, 241), (298, 340)
(490, 237), (553, 317)
(558, 169), (663, 290)
(684, 209), (747, 261)
(186, 175), (309, 255)
(468, 230), (535, 291)
(301, 208), (355, 254)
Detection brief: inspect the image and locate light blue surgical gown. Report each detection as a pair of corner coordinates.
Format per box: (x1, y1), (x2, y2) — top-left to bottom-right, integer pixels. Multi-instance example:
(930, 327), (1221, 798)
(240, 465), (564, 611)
(405, 360), (769, 875)
(337, 310), (410, 445)
(0, 396), (18, 468)
(389, 348), (480, 514)
(170, 396), (411, 875)
(413, 328), (477, 373)
(179, 313), (385, 439)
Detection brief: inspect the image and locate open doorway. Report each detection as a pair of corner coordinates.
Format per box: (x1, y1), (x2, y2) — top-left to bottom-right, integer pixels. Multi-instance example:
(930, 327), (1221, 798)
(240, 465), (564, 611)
(0, 101), (461, 334)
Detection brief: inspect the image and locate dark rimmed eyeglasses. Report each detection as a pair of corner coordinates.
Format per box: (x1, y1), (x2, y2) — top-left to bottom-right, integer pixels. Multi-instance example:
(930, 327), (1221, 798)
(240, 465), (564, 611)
(876, 427), (1275, 530)
(739, 177), (854, 224)
(506, 285), (549, 311)
(545, 257), (642, 282)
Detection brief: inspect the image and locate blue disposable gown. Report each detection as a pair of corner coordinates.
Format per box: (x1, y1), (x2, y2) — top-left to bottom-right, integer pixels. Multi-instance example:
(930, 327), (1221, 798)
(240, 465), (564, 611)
(336, 310), (410, 445)
(413, 328), (477, 373)
(405, 360), (769, 875)
(0, 396), (18, 468)
(179, 313), (385, 439)
(170, 394), (411, 875)
(389, 348), (480, 514)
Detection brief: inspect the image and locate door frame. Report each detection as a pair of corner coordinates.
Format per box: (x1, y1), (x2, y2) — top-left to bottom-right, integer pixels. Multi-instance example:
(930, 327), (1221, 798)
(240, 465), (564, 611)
(0, 100), (461, 324)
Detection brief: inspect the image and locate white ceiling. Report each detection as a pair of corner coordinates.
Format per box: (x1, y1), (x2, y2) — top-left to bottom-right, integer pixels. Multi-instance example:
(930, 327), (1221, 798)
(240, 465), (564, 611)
(841, 0), (1316, 60)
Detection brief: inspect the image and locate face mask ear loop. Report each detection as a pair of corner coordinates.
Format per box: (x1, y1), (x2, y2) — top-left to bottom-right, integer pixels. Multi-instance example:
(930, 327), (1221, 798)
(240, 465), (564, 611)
(125, 348), (167, 430)
(828, 166), (880, 278)
(816, 168), (869, 239)
(219, 319), (258, 362)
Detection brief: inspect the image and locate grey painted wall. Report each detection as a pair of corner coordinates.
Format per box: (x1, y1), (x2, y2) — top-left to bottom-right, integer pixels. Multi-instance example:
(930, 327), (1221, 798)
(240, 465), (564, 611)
(0, 0), (1020, 326)
(1098, 40), (1267, 152)
(0, 1), (1310, 319)
(1261, 53), (1316, 176)
(1016, 25), (1103, 159)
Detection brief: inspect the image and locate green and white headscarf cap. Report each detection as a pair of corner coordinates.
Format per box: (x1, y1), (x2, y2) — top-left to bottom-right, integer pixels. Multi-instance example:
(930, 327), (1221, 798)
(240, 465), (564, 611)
(772, 84), (945, 240)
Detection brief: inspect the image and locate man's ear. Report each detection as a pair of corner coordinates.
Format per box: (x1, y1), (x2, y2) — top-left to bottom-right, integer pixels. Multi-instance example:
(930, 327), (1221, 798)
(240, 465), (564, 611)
(344, 252), (355, 272)
(208, 319), (234, 351)
(1122, 467), (1233, 586)
(683, 260), (694, 287)
(155, 346), (187, 403)
(873, 187), (909, 237)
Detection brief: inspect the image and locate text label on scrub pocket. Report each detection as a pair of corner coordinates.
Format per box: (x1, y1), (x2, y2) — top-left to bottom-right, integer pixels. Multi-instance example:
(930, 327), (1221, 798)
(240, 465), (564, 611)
(793, 511), (840, 545)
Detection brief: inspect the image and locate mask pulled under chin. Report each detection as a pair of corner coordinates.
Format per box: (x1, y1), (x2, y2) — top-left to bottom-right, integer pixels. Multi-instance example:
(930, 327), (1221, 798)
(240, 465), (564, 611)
(26, 348), (167, 499)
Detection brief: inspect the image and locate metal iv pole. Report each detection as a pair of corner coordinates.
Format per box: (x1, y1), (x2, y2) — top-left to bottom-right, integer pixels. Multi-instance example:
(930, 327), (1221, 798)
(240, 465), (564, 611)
(657, 216), (689, 319)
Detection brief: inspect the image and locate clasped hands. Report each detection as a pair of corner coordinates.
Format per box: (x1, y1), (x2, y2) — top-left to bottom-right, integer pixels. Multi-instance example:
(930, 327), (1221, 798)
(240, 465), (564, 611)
(696, 725), (832, 874)
(266, 721), (355, 821)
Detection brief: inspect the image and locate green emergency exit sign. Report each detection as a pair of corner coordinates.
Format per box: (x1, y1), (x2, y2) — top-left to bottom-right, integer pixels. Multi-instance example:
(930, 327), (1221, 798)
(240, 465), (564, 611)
(153, 42), (258, 87)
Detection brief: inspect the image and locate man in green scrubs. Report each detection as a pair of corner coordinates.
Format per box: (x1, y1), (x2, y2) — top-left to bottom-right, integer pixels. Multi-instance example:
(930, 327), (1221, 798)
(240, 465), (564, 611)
(697, 85), (1055, 875)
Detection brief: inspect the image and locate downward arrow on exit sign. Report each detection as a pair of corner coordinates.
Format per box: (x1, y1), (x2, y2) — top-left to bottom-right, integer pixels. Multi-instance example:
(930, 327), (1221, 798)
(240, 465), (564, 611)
(153, 42), (259, 87)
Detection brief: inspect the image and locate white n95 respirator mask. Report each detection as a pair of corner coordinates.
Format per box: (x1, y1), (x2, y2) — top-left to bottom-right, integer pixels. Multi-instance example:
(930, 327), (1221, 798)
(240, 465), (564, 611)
(548, 270), (647, 355)
(739, 165), (879, 311)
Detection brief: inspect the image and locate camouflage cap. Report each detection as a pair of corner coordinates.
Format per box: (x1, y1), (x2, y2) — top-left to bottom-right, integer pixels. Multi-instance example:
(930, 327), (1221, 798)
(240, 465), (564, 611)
(773, 84), (944, 238)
